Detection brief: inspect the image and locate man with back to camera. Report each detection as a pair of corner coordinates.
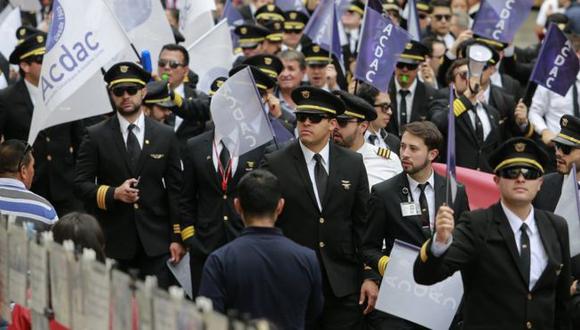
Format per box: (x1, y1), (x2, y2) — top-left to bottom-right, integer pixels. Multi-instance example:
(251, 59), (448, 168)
(198, 169), (324, 329)
(414, 137), (572, 329)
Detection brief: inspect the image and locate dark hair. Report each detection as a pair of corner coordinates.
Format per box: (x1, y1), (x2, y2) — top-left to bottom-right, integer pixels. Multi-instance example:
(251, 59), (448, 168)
(430, 0), (451, 9)
(0, 139), (32, 174)
(401, 121), (443, 151)
(160, 43), (189, 65)
(446, 58), (469, 84)
(236, 170), (281, 219)
(52, 212), (106, 262)
(278, 50), (306, 70)
(421, 36), (445, 55)
(356, 82), (380, 106)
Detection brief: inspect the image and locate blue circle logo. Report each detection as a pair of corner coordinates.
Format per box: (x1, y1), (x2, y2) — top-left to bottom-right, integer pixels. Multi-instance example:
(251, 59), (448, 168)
(46, 0), (65, 52)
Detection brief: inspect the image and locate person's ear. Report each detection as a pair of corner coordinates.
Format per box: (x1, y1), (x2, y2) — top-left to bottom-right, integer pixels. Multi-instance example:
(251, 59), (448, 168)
(275, 198), (285, 217)
(234, 198), (243, 215)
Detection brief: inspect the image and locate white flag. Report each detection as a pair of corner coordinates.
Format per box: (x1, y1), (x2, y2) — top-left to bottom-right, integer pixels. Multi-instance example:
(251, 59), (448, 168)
(554, 164), (580, 257)
(0, 6), (21, 60)
(10, 0), (41, 12)
(105, 0), (174, 72)
(210, 67), (273, 156)
(28, 0), (130, 144)
(179, 0), (216, 45)
(187, 20), (235, 94)
(376, 240), (464, 330)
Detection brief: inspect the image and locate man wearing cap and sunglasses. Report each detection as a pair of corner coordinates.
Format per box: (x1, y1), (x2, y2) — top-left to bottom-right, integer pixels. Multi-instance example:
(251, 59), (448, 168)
(262, 86), (377, 329)
(414, 137), (572, 329)
(75, 62), (184, 288)
(0, 30), (84, 217)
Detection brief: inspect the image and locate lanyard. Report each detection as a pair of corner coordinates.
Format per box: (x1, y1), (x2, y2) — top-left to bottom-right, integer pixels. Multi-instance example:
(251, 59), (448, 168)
(213, 140), (232, 192)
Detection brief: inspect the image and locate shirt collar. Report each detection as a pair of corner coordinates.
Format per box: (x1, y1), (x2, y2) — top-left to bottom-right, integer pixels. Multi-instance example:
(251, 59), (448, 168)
(117, 111), (145, 134)
(395, 78), (418, 95)
(175, 83), (185, 98)
(407, 169), (435, 193)
(0, 178), (26, 189)
(501, 201), (537, 235)
(242, 226), (283, 236)
(299, 139), (330, 166)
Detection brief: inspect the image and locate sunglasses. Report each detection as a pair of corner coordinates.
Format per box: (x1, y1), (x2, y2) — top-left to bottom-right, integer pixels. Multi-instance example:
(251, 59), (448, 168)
(555, 142), (578, 155)
(396, 62), (419, 70)
(374, 102), (392, 113)
(434, 14), (451, 21)
(455, 71), (468, 80)
(17, 143), (33, 171)
(111, 85), (141, 97)
(419, 13), (428, 19)
(336, 118), (359, 128)
(497, 167), (542, 180)
(27, 55), (43, 64)
(284, 28), (304, 34)
(296, 113), (330, 124)
(158, 59), (185, 69)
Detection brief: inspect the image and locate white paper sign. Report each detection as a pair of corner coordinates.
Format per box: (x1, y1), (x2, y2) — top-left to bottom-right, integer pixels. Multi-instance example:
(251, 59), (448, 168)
(376, 240), (464, 330)
(29, 240), (49, 313)
(83, 259), (110, 330)
(111, 269), (133, 330)
(0, 215), (11, 322)
(8, 224), (28, 306)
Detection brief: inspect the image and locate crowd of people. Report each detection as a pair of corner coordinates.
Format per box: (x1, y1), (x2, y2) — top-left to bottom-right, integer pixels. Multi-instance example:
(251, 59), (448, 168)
(0, 0), (580, 329)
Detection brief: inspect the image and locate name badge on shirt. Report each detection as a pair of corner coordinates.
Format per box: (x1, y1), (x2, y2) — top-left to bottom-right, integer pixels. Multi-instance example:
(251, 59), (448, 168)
(400, 202), (422, 217)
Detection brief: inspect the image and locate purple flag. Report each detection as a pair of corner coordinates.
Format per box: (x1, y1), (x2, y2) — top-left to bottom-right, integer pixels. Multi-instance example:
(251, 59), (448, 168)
(303, 0), (342, 60)
(446, 84), (458, 205)
(473, 0), (534, 43)
(276, 0), (309, 15)
(221, 0), (245, 48)
(354, 0), (411, 92)
(531, 24), (580, 97)
(405, 0), (421, 41)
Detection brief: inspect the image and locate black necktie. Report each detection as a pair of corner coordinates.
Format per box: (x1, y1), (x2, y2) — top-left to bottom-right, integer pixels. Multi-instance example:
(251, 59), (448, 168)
(418, 183), (430, 232)
(471, 108), (484, 143)
(573, 82), (579, 117)
(520, 223), (531, 286)
(399, 90), (410, 131)
(219, 140), (230, 174)
(126, 124), (141, 171)
(313, 154), (328, 205)
(368, 134), (379, 146)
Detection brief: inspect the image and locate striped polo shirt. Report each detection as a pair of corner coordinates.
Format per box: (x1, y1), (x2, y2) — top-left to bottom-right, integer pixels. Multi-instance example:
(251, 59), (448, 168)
(0, 178), (58, 232)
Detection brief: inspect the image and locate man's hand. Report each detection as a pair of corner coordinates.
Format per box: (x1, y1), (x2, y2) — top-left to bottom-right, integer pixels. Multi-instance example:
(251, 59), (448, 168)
(419, 63), (436, 88)
(435, 205), (455, 244)
(326, 63), (338, 90)
(450, 30), (473, 57)
(359, 279), (379, 315)
(514, 99), (528, 127)
(265, 93), (282, 118)
(541, 129), (556, 147)
(169, 242), (186, 264)
(113, 178), (139, 203)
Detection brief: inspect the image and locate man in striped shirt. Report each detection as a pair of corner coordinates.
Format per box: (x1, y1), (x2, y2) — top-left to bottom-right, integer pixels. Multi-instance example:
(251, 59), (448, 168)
(0, 139), (58, 231)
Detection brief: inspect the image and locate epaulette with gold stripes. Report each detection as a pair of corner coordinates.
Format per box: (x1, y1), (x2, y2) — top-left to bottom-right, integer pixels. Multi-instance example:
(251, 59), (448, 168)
(181, 225), (195, 241)
(453, 99), (467, 117)
(377, 147), (391, 159)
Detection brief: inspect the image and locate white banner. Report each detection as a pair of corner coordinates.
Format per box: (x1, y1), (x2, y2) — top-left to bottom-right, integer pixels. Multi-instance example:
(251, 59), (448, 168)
(179, 0), (215, 45)
(105, 0), (174, 72)
(0, 6), (21, 60)
(376, 240), (464, 330)
(555, 165), (580, 257)
(28, 0), (130, 143)
(210, 67), (273, 156)
(187, 20), (235, 94)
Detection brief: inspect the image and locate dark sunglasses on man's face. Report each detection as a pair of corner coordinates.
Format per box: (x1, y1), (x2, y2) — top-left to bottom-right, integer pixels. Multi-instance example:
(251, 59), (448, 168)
(555, 142), (578, 155)
(455, 71), (468, 80)
(27, 55), (43, 64)
(497, 167), (542, 180)
(419, 13), (428, 20)
(434, 14), (451, 22)
(111, 85), (140, 97)
(296, 113), (330, 124)
(396, 62), (419, 70)
(284, 28), (304, 34)
(158, 59), (185, 69)
(336, 118), (359, 128)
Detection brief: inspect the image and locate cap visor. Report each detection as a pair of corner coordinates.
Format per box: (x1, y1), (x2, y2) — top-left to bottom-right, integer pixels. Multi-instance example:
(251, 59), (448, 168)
(552, 135), (579, 147)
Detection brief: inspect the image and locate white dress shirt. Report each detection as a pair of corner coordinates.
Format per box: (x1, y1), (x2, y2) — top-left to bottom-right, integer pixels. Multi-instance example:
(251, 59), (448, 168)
(395, 78), (418, 126)
(117, 111), (145, 149)
(24, 79), (41, 107)
(364, 129), (388, 149)
(502, 202), (548, 291)
(529, 72), (580, 134)
(299, 140), (330, 211)
(407, 171), (436, 229)
(357, 143), (402, 189)
(212, 134), (239, 176)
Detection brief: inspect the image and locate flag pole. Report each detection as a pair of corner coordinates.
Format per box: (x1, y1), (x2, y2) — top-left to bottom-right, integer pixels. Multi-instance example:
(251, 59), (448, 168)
(100, 0), (142, 62)
(246, 67), (279, 150)
(445, 83), (455, 206)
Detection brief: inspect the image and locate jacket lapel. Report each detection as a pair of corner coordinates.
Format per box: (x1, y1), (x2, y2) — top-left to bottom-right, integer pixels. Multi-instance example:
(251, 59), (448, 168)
(410, 82), (426, 122)
(322, 143), (339, 210)
(494, 204), (529, 285)
(109, 116), (133, 175)
(204, 131), (223, 191)
(457, 111), (480, 146)
(400, 174), (429, 239)
(532, 210), (562, 291)
(388, 82), (399, 135)
(290, 141), (319, 210)
(135, 117), (154, 176)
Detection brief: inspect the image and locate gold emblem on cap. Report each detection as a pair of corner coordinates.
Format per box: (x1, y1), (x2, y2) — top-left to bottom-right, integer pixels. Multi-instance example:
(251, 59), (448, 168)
(514, 142), (526, 153)
(37, 35), (44, 43)
(241, 27), (247, 34)
(216, 80), (224, 88)
(562, 117), (568, 127)
(274, 22), (281, 29)
(301, 90), (310, 99)
(119, 65), (129, 73)
(313, 45), (320, 53)
(19, 29), (26, 36)
(265, 57), (272, 65)
(267, 4), (275, 11)
(290, 12), (297, 19)
(405, 43), (413, 50)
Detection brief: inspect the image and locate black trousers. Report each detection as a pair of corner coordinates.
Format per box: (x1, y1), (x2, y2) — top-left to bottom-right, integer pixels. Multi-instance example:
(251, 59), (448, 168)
(115, 239), (176, 289)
